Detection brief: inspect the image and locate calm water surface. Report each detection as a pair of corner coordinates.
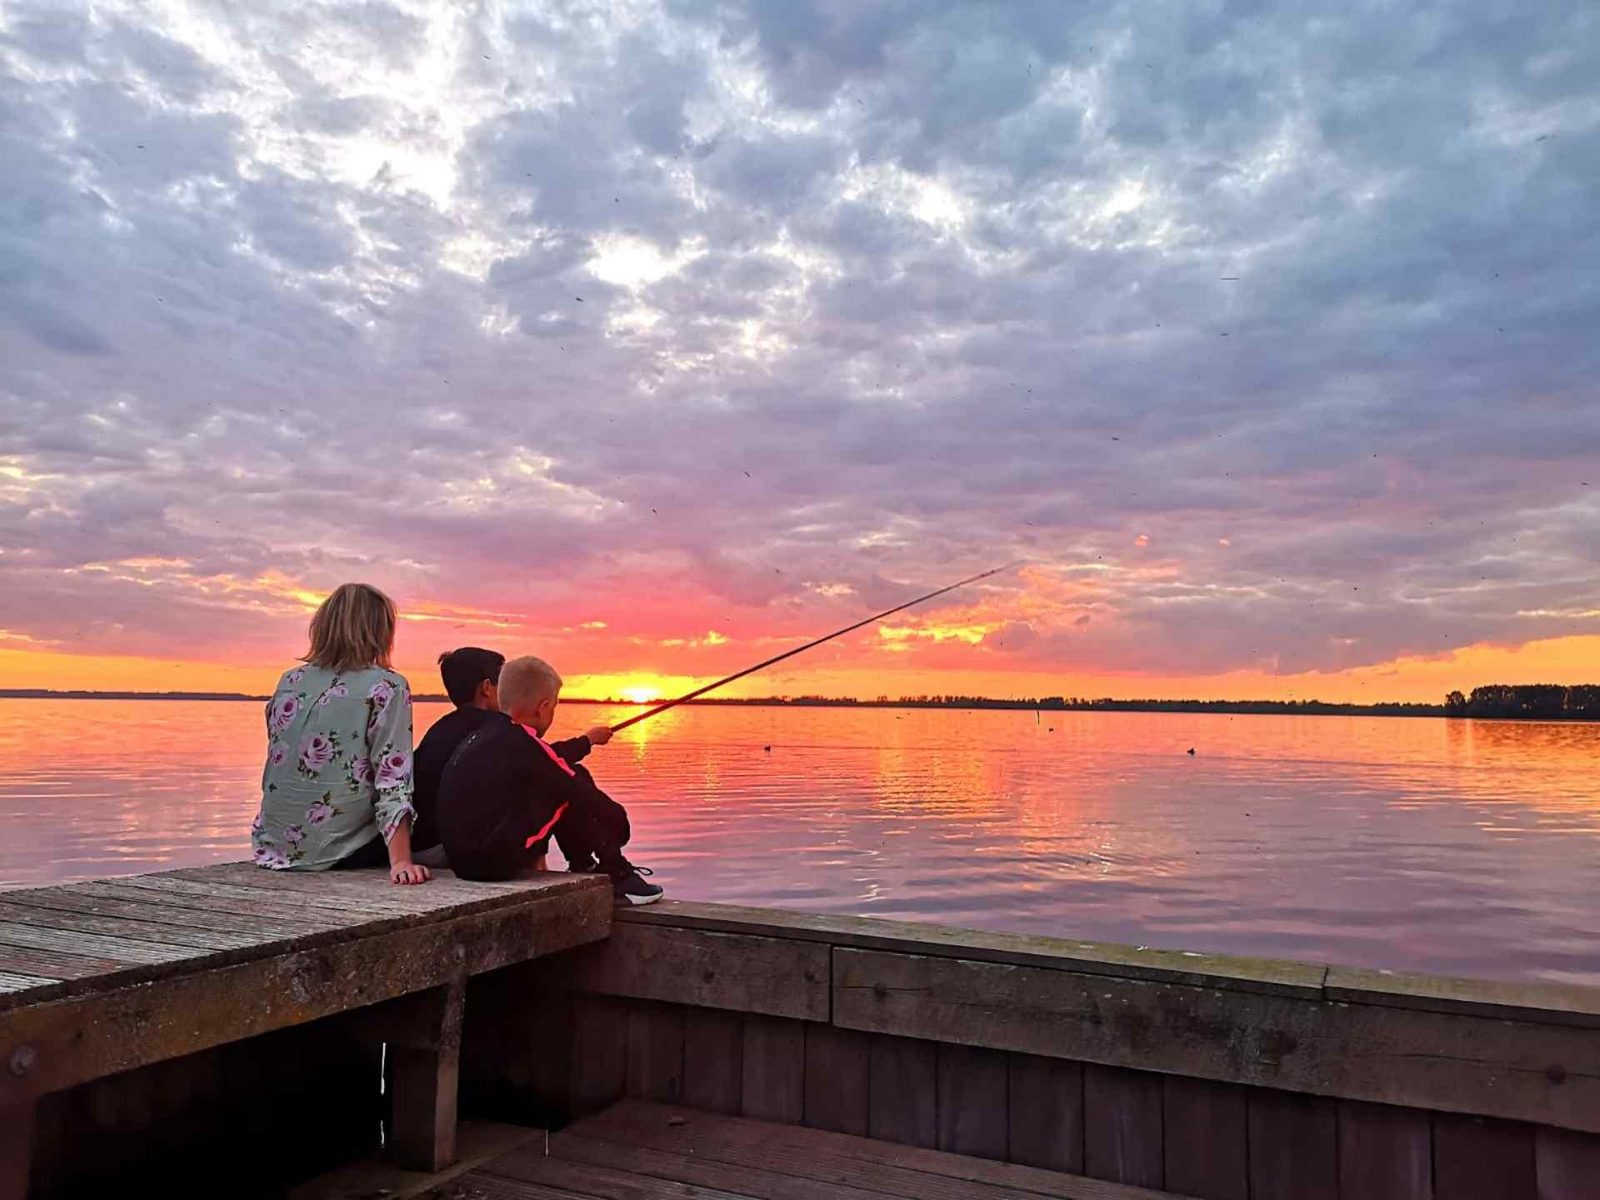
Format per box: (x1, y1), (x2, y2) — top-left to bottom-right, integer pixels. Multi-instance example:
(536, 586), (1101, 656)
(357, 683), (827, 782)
(1, 699), (1596, 985)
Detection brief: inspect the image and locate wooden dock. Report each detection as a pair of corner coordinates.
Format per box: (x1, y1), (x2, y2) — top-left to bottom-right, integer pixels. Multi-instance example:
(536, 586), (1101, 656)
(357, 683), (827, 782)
(4, 868), (1600, 1199)
(477, 902), (1600, 1200)
(0, 863), (611, 1199)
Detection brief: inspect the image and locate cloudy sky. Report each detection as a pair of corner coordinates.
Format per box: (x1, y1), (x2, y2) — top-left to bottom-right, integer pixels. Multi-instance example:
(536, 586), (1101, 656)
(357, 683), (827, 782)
(1, 0), (1597, 702)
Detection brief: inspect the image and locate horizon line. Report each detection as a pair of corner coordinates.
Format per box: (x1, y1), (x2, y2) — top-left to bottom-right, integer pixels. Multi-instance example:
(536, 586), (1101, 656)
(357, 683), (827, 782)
(0, 685), (1573, 716)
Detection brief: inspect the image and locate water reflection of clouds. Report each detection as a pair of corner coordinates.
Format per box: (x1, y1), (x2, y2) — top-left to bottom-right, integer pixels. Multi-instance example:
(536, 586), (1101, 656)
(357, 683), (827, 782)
(2, 700), (1597, 984)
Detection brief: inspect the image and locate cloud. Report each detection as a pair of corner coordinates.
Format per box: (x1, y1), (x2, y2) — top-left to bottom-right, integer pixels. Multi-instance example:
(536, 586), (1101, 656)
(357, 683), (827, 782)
(0, 0), (1596, 695)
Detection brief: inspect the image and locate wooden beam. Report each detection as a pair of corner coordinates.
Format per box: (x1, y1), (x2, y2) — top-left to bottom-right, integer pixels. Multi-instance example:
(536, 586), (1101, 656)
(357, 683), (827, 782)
(566, 922), (829, 1022)
(384, 978), (466, 1173)
(831, 947), (1600, 1133)
(619, 901), (1325, 998)
(1326, 966), (1600, 1030)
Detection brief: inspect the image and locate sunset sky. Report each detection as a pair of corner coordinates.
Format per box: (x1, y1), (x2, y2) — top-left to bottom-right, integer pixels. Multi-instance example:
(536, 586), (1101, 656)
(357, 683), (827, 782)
(1, 1), (1597, 704)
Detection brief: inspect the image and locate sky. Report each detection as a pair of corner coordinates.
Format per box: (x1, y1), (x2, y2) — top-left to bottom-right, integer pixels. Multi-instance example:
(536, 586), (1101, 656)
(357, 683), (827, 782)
(1, 0), (1598, 704)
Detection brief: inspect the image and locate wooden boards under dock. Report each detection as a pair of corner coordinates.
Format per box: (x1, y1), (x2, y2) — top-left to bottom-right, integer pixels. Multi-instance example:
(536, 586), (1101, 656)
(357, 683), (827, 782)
(299, 1099), (1186, 1200)
(482, 899), (1600, 1200)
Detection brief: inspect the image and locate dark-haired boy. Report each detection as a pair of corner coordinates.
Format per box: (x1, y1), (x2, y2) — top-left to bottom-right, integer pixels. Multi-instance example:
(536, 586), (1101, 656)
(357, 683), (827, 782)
(411, 647), (508, 856)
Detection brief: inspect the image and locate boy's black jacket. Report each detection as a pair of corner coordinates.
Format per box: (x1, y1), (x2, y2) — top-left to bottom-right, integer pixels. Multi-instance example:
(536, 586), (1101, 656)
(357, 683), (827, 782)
(421, 708), (591, 880)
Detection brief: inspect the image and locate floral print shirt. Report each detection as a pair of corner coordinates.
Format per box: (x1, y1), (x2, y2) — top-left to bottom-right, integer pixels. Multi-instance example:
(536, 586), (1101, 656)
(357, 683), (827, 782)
(252, 664), (416, 870)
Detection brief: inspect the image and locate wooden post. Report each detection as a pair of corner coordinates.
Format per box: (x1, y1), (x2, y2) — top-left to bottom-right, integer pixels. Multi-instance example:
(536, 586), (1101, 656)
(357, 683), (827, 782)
(380, 977), (466, 1173)
(1, 1100), (35, 1200)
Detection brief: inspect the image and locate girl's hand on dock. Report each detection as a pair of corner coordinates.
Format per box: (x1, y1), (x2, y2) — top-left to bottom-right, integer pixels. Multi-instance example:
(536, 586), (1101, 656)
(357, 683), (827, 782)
(390, 861), (432, 885)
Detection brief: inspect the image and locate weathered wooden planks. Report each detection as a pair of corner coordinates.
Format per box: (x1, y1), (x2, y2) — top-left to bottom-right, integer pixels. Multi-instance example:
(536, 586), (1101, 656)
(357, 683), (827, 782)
(831, 946), (1600, 1133)
(1337, 1100), (1432, 1200)
(937, 1042), (1009, 1159)
(0, 873), (611, 1105)
(541, 904), (1600, 1200)
(562, 1099), (1183, 1200)
(1007, 1052), (1085, 1173)
(1162, 1076), (1248, 1200)
(567, 995), (629, 1117)
(1432, 1112), (1536, 1200)
(1535, 1126), (1600, 1200)
(0, 898), (261, 952)
(543, 1131), (897, 1200)
(1084, 1064), (1164, 1189)
(681, 1006), (743, 1115)
(621, 901), (1326, 998)
(0, 920), (199, 966)
(868, 1034), (937, 1148)
(624, 1001), (685, 1104)
(1245, 1088), (1338, 1200)
(740, 1012), (805, 1123)
(567, 921), (830, 1021)
(802, 1023), (870, 1135)
(1326, 966), (1600, 1030)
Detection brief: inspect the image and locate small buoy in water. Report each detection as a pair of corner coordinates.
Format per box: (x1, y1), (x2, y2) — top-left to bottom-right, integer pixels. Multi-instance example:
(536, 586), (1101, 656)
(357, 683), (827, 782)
(1187, 747), (1196, 755)
(763, 745), (772, 752)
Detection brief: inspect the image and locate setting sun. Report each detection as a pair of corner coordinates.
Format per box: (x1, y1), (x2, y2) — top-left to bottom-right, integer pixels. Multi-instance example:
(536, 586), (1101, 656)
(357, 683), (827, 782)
(620, 686), (662, 705)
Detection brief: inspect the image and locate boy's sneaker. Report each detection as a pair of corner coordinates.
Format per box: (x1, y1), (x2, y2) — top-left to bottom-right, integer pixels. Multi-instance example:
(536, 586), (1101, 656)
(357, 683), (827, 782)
(567, 853), (599, 874)
(612, 862), (663, 906)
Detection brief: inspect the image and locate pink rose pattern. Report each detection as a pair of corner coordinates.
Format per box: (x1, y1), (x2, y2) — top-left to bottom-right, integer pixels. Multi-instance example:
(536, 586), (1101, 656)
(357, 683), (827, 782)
(255, 668), (415, 870)
(268, 693), (300, 733)
(298, 731), (339, 774)
(376, 749), (410, 789)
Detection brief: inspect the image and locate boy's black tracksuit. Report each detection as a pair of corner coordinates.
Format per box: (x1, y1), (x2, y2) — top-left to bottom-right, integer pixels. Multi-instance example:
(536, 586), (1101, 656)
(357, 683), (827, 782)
(412, 708), (631, 883)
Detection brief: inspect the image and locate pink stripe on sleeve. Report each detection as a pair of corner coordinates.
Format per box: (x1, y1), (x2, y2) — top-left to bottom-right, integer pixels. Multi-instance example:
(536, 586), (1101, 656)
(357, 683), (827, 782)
(519, 724), (578, 777)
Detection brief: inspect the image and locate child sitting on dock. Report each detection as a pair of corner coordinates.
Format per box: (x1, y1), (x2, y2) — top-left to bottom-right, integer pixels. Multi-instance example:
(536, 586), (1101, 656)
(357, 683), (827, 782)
(429, 652), (663, 905)
(252, 582), (431, 885)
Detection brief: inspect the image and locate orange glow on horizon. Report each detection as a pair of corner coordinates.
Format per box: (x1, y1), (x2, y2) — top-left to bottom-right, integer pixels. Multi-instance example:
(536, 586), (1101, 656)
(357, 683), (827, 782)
(4, 634), (1600, 706)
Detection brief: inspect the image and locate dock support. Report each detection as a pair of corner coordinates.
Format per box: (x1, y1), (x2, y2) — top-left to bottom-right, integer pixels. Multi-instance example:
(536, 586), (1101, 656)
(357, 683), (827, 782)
(0, 1100), (35, 1200)
(379, 977), (466, 1173)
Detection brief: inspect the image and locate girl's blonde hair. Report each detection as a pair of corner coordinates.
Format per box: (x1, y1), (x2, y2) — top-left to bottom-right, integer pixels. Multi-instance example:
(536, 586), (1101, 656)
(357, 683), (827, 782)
(303, 583), (397, 673)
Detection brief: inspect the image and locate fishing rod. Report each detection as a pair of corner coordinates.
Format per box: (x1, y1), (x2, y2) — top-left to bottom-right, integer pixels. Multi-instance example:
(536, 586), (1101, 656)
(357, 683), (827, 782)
(609, 562), (1022, 733)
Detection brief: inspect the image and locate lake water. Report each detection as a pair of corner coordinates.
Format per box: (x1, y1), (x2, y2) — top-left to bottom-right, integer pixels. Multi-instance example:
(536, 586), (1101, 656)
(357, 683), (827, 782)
(1, 698), (1596, 985)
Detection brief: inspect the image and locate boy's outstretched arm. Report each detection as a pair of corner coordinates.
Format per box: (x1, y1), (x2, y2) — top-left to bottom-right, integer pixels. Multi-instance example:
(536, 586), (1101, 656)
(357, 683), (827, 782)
(550, 725), (612, 765)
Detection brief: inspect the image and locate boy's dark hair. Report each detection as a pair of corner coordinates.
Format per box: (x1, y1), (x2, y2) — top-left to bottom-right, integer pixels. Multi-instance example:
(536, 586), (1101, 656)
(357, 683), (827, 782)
(438, 647), (506, 707)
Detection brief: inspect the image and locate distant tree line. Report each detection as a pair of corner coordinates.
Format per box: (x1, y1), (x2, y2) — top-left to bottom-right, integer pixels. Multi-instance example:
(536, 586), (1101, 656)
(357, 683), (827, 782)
(8, 686), (1597, 720)
(1443, 685), (1600, 720)
(581, 693), (1448, 717)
